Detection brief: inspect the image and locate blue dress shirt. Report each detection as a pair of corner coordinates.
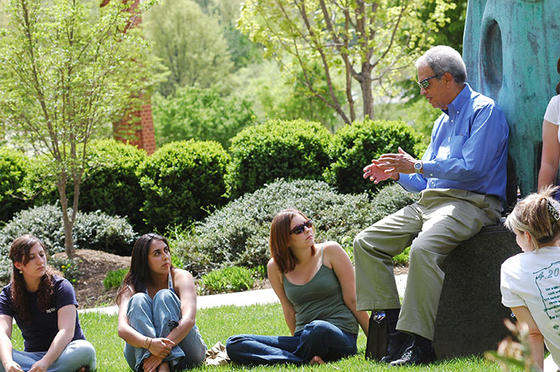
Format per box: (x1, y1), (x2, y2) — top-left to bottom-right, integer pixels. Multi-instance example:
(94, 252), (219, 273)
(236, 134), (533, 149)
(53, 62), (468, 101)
(398, 83), (509, 202)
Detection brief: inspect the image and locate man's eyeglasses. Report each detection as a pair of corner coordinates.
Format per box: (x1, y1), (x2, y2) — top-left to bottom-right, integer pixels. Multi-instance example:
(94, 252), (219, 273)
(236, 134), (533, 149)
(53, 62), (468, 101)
(290, 220), (313, 235)
(417, 74), (442, 89)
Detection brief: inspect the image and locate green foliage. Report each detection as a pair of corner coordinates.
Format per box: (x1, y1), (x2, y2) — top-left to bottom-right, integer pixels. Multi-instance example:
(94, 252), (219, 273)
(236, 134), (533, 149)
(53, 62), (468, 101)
(79, 139), (147, 232)
(266, 63), (343, 131)
(0, 147), (31, 222)
(152, 87), (257, 149)
(228, 60), (344, 131)
(200, 266), (255, 294)
(173, 179), (416, 276)
(252, 265), (267, 280)
(144, 0), (233, 96)
(393, 247), (411, 267)
(238, 0), (455, 122)
(171, 255), (183, 269)
(376, 99), (440, 141)
(103, 268), (128, 290)
(369, 184), (420, 221)
(21, 154), (59, 207)
(225, 120), (332, 198)
(0, 204), (137, 258)
(200, 0), (263, 70)
(138, 140), (230, 232)
(324, 119), (425, 195)
(429, 0), (467, 52)
(50, 257), (81, 285)
(397, 0), (467, 104)
(0, 0), (161, 255)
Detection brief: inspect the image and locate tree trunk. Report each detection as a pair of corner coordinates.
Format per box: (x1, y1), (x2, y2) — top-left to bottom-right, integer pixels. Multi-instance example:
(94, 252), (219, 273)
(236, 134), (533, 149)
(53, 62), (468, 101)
(361, 65), (374, 120)
(62, 213), (74, 258)
(57, 174), (75, 258)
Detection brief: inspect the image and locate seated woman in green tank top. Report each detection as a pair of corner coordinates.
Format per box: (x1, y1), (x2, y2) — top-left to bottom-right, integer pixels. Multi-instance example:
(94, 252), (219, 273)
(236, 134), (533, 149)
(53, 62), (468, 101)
(226, 209), (369, 365)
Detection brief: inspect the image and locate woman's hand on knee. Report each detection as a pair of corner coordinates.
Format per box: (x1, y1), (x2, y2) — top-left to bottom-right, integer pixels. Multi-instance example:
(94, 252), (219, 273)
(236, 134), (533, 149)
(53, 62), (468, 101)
(148, 337), (175, 358)
(28, 359), (48, 372)
(142, 355), (163, 372)
(4, 360), (24, 372)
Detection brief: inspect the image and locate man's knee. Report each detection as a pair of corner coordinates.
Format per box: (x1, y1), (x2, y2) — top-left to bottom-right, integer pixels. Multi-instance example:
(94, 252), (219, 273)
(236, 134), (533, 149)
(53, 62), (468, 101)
(353, 232), (366, 255)
(353, 226), (382, 253)
(409, 240), (441, 265)
(408, 237), (457, 275)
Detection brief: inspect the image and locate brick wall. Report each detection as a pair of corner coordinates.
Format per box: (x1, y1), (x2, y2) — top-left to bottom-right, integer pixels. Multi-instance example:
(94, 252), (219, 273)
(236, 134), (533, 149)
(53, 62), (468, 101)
(111, 0), (156, 155)
(113, 97), (156, 155)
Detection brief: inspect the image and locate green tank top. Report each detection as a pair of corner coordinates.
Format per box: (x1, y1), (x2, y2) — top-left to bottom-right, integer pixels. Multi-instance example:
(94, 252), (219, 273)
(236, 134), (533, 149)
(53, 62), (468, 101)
(282, 247), (358, 335)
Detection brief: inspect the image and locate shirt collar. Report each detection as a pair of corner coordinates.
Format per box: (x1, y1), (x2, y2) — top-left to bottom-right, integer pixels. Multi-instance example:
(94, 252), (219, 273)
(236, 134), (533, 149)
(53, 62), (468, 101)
(443, 83), (471, 115)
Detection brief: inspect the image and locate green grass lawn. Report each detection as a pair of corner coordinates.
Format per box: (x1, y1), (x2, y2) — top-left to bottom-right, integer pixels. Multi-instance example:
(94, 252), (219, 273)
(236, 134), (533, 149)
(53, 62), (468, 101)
(11, 303), (515, 371)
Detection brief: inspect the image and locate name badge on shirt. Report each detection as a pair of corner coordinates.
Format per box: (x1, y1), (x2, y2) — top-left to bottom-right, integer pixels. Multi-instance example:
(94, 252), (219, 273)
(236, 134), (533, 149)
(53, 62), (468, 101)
(436, 145), (450, 159)
(45, 307), (56, 314)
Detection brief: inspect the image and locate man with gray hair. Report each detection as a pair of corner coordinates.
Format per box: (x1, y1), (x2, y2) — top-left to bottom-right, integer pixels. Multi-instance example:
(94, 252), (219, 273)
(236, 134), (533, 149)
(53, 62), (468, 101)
(354, 45), (509, 365)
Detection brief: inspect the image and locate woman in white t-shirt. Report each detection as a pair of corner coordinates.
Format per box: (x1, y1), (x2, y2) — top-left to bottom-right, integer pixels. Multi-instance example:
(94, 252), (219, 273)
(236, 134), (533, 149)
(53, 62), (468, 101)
(501, 186), (560, 371)
(538, 58), (560, 196)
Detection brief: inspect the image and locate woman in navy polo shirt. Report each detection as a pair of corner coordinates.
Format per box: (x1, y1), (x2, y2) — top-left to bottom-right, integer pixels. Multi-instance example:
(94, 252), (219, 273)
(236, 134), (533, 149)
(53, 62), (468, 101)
(0, 235), (96, 372)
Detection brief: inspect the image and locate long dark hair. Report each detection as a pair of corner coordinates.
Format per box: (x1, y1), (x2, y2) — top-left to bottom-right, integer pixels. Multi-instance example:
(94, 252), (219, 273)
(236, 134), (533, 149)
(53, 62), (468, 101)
(116, 233), (172, 303)
(9, 235), (55, 323)
(269, 209), (316, 273)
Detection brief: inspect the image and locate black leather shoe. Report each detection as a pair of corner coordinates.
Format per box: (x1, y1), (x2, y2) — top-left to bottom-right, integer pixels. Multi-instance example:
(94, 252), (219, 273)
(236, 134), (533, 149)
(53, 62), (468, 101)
(389, 343), (436, 366)
(380, 331), (413, 363)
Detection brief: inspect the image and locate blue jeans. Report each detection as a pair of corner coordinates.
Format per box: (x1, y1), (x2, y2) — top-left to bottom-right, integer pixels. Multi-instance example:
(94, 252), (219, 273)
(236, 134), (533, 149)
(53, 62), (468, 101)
(0, 339), (96, 372)
(226, 320), (357, 365)
(124, 290), (207, 371)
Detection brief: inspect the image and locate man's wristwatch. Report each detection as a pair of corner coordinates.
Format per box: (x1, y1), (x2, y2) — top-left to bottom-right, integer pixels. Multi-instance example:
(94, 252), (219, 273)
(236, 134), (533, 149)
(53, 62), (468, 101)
(413, 160), (423, 174)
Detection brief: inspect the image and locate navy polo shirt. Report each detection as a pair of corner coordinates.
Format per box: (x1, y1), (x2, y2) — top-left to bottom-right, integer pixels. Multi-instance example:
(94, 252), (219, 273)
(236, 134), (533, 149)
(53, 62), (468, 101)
(0, 275), (85, 352)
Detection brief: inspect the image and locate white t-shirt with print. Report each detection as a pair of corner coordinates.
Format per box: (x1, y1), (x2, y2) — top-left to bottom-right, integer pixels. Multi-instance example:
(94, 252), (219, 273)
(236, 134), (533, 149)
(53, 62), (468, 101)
(501, 246), (560, 369)
(544, 95), (560, 143)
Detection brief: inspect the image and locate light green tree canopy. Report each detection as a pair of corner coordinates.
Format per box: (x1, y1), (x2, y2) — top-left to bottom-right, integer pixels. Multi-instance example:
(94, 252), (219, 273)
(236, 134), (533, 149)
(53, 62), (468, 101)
(152, 86), (257, 148)
(201, 0), (263, 69)
(143, 0), (233, 96)
(238, 0), (455, 124)
(0, 0), (160, 255)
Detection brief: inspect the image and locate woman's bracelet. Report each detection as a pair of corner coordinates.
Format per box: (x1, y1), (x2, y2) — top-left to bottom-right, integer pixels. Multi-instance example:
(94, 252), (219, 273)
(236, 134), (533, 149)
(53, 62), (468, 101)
(147, 337), (153, 350)
(143, 337), (150, 349)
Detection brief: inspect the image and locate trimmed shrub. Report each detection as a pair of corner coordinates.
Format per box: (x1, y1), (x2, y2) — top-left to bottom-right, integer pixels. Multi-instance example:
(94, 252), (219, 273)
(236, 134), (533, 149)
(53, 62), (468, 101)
(225, 119), (332, 198)
(324, 119), (425, 195)
(137, 140), (230, 232)
(79, 139), (147, 232)
(0, 148), (32, 222)
(173, 179), (417, 276)
(24, 154), (60, 207)
(0, 258), (10, 283)
(200, 266), (254, 294)
(72, 210), (137, 255)
(0, 204), (137, 258)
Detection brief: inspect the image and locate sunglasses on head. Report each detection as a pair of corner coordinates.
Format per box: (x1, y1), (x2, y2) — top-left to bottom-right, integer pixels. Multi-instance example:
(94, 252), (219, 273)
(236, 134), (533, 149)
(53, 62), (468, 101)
(290, 220), (313, 235)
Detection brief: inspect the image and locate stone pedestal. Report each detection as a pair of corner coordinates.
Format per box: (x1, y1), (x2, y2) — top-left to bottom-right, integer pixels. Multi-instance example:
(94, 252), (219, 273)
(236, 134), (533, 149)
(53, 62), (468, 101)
(433, 224), (521, 359)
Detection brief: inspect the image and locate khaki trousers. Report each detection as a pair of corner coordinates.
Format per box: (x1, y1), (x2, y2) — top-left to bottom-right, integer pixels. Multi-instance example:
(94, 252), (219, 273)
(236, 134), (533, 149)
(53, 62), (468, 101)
(353, 189), (502, 340)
